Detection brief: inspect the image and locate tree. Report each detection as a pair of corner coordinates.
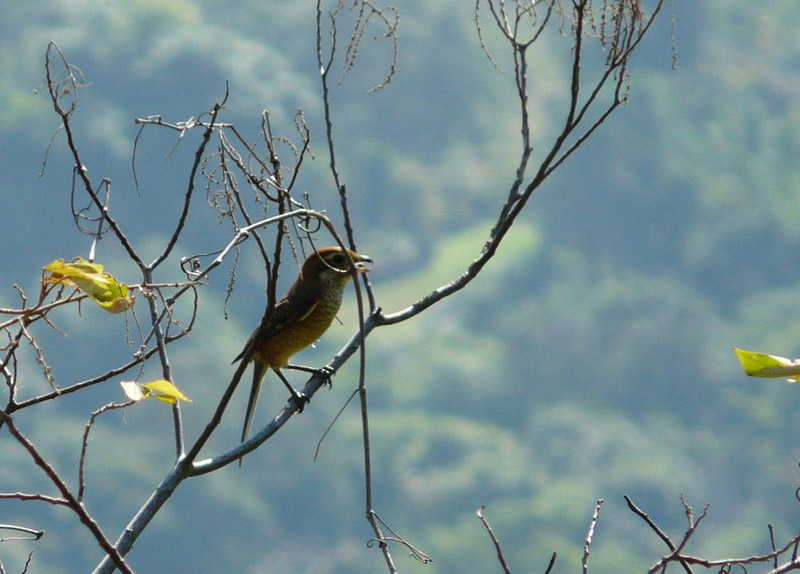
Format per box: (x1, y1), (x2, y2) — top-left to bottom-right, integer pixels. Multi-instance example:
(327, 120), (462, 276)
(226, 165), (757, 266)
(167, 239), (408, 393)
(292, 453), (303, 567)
(4, 1), (798, 573)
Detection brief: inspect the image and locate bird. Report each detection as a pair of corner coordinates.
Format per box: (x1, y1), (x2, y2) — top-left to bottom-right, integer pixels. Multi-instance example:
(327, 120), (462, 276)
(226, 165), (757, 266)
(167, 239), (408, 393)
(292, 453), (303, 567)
(232, 246), (373, 456)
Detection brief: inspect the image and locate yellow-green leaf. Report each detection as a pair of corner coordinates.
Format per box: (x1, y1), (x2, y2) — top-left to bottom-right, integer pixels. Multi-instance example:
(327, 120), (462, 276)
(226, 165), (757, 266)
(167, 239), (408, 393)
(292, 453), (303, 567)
(142, 379), (192, 404)
(120, 379), (191, 404)
(44, 258), (134, 313)
(733, 347), (800, 381)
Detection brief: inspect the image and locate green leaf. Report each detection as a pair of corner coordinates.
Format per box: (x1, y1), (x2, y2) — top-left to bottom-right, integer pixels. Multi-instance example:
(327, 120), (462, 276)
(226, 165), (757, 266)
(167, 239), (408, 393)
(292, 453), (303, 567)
(733, 347), (800, 381)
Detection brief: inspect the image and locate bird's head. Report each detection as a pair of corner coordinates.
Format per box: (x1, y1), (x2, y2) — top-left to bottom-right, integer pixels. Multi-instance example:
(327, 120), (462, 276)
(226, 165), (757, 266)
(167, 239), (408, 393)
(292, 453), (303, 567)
(302, 246), (373, 284)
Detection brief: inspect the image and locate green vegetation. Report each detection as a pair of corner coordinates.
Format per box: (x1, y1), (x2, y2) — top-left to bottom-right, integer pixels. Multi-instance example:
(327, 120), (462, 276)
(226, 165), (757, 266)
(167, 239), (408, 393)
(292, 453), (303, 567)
(2, 1), (800, 572)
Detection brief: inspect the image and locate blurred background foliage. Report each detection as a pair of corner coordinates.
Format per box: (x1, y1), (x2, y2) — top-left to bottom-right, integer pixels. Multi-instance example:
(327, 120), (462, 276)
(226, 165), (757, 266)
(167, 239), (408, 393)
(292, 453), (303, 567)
(2, 0), (800, 572)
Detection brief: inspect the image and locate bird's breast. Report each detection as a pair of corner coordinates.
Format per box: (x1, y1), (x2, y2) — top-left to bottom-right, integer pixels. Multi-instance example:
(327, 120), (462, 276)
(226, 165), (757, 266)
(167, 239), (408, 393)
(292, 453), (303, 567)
(256, 279), (349, 368)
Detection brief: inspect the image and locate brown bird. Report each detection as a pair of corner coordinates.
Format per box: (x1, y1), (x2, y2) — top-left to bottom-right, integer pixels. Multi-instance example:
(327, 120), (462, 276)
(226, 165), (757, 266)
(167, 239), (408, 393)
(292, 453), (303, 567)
(233, 246), (373, 453)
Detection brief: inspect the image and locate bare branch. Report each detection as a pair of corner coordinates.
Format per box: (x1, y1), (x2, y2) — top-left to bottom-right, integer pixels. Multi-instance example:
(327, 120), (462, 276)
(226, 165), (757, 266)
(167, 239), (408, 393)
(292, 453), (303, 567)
(544, 551), (558, 574)
(628, 494), (800, 574)
(78, 400), (135, 502)
(476, 505), (511, 574)
(93, 209), (364, 573)
(6, 331), (186, 413)
(582, 498), (603, 574)
(44, 42), (144, 270)
(378, 0), (666, 329)
(148, 86), (229, 271)
(0, 492), (68, 506)
(23, 3), (672, 571)
(368, 511), (431, 565)
(0, 409), (133, 574)
(624, 494), (693, 574)
(0, 524), (45, 542)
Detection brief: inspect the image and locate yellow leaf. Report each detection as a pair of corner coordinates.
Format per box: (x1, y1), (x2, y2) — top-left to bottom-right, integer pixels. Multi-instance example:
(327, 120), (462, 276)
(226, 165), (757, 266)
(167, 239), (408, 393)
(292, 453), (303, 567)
(120, 379), (191, 404)
(142, 379), (192, 404)
(44, 258), (134, 314)
(733, 347), (800, 381)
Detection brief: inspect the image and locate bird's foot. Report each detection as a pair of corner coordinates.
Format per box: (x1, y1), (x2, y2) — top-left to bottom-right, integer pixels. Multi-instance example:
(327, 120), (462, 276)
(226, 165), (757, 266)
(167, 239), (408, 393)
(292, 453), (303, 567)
(286, 363), (336, 389)
(288, 389), (311, 413)
(317, 365), (335, 389)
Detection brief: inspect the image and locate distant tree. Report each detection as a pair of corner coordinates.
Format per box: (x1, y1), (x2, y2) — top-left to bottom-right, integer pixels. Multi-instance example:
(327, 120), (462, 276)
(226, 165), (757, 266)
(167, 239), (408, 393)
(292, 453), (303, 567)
(6, 1), (796, 573)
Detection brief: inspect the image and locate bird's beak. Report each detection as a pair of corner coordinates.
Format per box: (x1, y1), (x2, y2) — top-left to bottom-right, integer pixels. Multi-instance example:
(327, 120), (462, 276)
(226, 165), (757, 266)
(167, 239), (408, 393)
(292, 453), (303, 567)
(355, 254), (373, 274)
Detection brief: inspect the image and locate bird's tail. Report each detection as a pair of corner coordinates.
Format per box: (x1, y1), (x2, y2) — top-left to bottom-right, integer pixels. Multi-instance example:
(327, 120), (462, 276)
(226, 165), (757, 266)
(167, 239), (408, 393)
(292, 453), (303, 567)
(239, 359), (268, 467)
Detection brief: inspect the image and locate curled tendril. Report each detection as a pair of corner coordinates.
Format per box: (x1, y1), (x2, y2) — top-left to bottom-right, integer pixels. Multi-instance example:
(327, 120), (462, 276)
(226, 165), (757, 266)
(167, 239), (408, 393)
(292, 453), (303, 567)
(297, 214), (324, 234)
(365, 537), (432, 564)
(180, 249), (222, 280)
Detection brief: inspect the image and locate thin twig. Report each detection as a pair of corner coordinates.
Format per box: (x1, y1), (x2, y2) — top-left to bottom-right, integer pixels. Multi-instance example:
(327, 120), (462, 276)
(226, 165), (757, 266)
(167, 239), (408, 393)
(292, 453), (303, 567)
(624, 494), (693, 574)
(78, 400), (135, 502)
(0, 409), (133, 574)
(314, 388), (359, 461)
(544, 552), (558, 574)
(0, 524), (45, 542)
(582, 498), (603, 574)
(44, 42), (144, 270)
(6, 330), (188, 414)
(476, 505), (511, 574)
(0, 492), (68, 506)
(148, 85), (229, 271)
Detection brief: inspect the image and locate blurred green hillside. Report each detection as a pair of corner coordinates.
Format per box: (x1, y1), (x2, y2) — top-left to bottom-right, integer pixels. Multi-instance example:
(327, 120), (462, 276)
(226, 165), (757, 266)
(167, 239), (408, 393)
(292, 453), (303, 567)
(3, 1), (800, 573)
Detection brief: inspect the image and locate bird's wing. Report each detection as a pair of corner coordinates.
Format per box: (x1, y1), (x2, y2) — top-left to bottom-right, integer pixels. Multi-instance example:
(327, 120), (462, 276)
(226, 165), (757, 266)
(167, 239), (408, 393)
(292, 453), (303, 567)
(231, 279), (322, 365)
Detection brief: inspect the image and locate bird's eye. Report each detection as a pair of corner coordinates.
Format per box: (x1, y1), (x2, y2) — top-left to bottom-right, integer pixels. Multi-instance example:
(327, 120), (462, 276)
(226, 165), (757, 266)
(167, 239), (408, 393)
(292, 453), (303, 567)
(331, 254), (346, 266)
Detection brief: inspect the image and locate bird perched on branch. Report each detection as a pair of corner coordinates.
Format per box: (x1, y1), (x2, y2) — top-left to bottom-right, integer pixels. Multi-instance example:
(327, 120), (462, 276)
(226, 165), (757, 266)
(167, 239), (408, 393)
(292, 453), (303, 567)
(233, 246), (373, 455)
